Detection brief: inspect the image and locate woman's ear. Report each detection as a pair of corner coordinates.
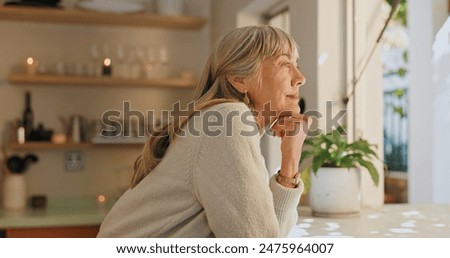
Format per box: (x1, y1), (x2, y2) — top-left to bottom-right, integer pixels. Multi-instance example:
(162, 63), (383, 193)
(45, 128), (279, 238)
(226, 75), (247, 92)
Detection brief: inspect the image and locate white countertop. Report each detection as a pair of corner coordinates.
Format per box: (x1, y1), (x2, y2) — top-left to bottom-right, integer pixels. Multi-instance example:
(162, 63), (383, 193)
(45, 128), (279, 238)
(2, 199), (449, 238)
(290, 204), (450, 237)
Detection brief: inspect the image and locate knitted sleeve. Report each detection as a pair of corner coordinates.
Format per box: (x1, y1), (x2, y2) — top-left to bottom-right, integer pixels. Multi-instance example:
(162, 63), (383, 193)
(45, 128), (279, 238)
(192, 104), (303, 237)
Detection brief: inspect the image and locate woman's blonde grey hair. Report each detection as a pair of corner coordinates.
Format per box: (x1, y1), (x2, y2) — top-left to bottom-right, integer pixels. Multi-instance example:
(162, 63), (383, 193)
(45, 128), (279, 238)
(131, 25), (299, 187)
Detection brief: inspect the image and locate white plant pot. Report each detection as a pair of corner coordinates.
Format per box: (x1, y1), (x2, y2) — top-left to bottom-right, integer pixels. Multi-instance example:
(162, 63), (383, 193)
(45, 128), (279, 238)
(309, 167), (361, 217)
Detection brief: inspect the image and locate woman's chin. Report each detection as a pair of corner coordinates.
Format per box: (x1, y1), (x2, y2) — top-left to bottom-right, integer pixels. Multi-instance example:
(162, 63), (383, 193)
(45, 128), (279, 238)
(285, 105), (301, 114)
(274, 106), (301, 117)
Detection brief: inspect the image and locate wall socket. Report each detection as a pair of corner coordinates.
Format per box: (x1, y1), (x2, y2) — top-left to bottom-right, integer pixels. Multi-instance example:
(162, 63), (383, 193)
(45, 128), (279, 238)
(64, 151), (85, 171)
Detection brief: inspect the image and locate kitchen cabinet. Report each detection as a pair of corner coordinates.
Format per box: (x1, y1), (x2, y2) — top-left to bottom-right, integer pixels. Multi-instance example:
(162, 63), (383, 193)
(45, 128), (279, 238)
(4, 225), (99, 238)
(0, 196), (113, 237)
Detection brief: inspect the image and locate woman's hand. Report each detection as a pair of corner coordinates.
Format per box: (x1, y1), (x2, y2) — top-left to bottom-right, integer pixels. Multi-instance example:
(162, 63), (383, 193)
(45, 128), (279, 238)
(270, 113), (312, 181)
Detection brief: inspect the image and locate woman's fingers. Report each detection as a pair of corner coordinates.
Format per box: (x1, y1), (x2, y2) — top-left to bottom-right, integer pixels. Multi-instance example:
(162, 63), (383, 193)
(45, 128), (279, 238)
(287, 114), (312, 124)
(271, 114), (312, 138)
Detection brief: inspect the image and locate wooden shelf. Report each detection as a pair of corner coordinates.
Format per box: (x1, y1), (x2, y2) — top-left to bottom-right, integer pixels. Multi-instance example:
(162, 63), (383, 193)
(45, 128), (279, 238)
(9, 142), (94, 150)
(9, 142), (143, 151)
(7, 74), (196, 89)
(0, 6), (207, 30)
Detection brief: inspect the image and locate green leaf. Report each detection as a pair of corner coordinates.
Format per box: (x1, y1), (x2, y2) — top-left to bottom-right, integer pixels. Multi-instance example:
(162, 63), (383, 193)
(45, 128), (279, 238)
(312, 154), (324, 174)
(337, 156), (354, 168)
(323, 134), (335, 145)
(304, 138), (314, 146)
(346, 153), (363, 159)
(300, 166), (311, 195)
(335, 126), (347, 135)
(393, 106), (406, 118)
(322, 147), (335, 165)
(396, 68), (407, 77)
(300, 150), (311, 160)
(387, 0), (408, 26)
(394, 88), (405, 98)
(348, 141), (378, 158)
(402, 51), (408, 62)
(358, 159), (379, 186)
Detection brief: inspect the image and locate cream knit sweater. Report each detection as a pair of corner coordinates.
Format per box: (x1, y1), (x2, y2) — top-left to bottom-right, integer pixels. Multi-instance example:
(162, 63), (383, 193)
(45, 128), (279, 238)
(97, 102), (303, 238)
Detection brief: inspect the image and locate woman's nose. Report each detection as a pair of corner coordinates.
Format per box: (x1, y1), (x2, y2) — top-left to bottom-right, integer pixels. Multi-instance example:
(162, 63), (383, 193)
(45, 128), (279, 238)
(292, 67), (306, 87)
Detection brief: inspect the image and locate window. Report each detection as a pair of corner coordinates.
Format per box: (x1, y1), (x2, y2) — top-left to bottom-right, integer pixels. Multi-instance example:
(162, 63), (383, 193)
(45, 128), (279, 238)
(381, 0), (409, 173)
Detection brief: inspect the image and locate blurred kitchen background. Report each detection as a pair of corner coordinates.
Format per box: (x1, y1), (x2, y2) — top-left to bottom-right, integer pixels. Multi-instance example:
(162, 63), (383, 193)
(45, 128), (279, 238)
(0, 0), (449, 237)
(0, 0), (211, 199)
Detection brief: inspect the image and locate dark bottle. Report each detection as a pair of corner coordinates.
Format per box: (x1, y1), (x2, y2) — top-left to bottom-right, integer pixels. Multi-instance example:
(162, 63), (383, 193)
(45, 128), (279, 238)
(23, 91), (34, 140)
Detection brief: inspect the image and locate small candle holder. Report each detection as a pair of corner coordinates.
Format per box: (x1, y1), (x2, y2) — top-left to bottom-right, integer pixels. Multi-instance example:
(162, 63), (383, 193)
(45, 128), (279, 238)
(24, 57), (39, 75)
(102, 58), (112, 76)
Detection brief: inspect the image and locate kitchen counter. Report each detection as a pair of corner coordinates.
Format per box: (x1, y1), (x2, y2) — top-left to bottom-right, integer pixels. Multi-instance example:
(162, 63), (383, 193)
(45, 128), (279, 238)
(0, 196), (114, 229)
(2, 199), (449, 237)
(290, 204), (450, 237)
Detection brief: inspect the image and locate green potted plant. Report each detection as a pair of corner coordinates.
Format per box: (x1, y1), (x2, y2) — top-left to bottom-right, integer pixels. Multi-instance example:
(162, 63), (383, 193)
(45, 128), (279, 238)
(300, 127), (380, 217)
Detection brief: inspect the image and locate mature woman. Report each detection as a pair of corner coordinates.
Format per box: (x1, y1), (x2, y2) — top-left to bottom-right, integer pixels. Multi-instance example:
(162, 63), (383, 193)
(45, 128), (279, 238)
(97, 25), (310, 238)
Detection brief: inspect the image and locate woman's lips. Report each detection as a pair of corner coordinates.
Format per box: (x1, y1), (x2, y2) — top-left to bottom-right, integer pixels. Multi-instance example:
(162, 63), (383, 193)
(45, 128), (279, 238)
(286, 94), (300, 100)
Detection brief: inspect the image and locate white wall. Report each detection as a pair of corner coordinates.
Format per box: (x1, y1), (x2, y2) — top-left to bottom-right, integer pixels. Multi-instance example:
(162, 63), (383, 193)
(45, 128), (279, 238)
(0, 0), (210, 198)
(409, 0), (450, 203)
(432, 17), (450, 203)
(354, 0), (385, 208)
(210, 0), (253, 44)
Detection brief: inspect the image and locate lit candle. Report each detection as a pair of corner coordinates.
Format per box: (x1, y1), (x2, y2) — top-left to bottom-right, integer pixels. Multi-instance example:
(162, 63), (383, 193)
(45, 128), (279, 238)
(97, 194), (106, 203)
(24, 57), (39, 75)
(96, 194), (107, 208)
(102, 58), (112, 76)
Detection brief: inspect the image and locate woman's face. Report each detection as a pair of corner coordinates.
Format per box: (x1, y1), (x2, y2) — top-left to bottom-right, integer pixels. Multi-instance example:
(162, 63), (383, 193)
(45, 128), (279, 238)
(248, 52), (306, 119)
